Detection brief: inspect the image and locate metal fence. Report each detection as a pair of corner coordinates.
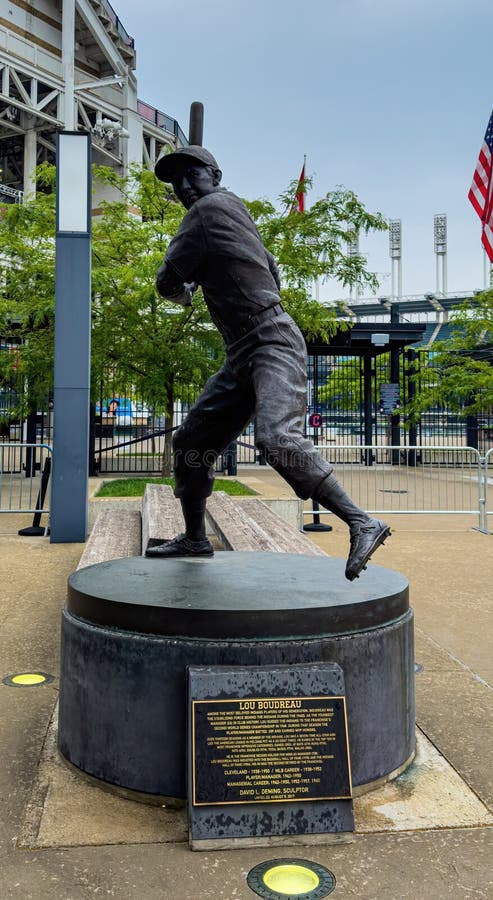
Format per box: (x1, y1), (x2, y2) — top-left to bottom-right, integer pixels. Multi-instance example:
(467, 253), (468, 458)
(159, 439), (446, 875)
(93, 423), (249, 476)
(92, 384), (259, 473)
(75, 350), (493, 473)
(485, 448), (493, 533)
(306, 350), (493, 453)
(1, 441), (491, 536)
(302, 445), (490, 533)
(0, 443), (52, 516)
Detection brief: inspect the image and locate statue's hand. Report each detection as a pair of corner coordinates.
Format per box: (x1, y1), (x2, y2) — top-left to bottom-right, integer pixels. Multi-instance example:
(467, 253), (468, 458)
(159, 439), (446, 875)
(156, 261), (197, 306)
(167, 283), (195, 307)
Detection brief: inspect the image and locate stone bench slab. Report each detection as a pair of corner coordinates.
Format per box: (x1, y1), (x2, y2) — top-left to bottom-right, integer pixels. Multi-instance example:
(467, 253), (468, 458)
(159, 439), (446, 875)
(141, 484), (184, 554)
(206, 492), (326, 556)
(77, 509), (142, 570)
(82, 485), (325, 566)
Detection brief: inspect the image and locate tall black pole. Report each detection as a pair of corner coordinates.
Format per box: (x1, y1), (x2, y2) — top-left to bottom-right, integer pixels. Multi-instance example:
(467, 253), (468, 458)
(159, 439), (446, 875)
(390, 304), (401, 464)
(304, 355), (332, 532)
(406, 348), (417, 467)
(25, 410), (37, 477)
(363, 353), (373, 466)
(466, 412), (479, 450)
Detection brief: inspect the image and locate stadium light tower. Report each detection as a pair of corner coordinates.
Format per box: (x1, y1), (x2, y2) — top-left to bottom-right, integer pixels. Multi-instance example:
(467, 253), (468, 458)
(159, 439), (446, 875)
(434, 214), (447, 297)
(389, 219), (402, 300)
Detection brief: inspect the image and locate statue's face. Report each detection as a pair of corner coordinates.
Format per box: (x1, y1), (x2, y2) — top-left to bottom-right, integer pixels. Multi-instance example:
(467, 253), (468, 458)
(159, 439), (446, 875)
(171, 164), (219, 209)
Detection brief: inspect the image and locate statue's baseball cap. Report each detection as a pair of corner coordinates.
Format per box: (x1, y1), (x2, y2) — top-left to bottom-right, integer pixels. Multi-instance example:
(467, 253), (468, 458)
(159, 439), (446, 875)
(154, 145), (220, 183)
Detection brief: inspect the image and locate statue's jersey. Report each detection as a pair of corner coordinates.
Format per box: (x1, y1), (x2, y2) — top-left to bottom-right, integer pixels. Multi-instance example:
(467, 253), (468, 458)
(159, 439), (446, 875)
(160, 188), (281, 345)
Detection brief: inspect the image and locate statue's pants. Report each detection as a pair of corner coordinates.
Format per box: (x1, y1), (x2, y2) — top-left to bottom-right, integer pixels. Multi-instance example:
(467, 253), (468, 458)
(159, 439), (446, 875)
(172, 310), (333, 501)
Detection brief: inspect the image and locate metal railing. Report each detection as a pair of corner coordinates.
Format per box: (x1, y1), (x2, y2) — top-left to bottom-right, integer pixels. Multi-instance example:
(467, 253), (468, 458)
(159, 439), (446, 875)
(302, 445), (490, 533)
(0, 443), (52, 515)
(137, 100), (189, 145)
(100, 0), (135, 47)
(94, 424), (236, 476)
(0, 182), (23, 202)
(3, 440), (489, 533)
(485, 448), (493, 534)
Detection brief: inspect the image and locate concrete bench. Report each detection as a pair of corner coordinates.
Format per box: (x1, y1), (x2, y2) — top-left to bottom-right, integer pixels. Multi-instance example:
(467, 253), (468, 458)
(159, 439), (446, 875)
(141, 483), (184, 555)
(77, 508), (141, 570)
(206, 491), (326, 556)
(81, 483), (325, 567)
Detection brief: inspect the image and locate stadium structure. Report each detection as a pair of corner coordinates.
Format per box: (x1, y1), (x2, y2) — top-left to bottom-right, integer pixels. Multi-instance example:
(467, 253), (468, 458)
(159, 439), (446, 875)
(0, 0), (187, 202)
(0, 0), (484, 346)
(0, 1), (491, 467)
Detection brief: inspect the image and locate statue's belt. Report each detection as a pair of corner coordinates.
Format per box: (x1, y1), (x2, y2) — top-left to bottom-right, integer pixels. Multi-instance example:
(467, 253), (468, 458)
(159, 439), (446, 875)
(224, 303), (284, 344)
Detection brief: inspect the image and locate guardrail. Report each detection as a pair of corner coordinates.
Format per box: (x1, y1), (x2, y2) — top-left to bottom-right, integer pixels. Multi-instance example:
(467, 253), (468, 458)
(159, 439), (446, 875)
(0, 443), (52, 516)
(137, 101), (189, 146)
(485, 448), (493, 534)
(101, 0), (134, 47)
(302, 445), (491, 533)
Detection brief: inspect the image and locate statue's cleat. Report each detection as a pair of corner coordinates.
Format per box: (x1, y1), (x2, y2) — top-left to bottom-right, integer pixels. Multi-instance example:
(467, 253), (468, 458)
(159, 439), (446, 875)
(145, 533), (214, 558)
(345, 518), (391, 581)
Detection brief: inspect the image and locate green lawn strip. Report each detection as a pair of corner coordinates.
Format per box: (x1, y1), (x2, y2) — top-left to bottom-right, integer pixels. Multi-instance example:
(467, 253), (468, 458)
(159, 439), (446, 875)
(96, 477), (255, 498)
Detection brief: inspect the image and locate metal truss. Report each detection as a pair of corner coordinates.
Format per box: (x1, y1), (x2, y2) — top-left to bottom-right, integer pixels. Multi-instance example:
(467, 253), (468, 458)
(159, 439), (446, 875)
(0, 0), (182, 192)
(0, 182), (23, 202)
(0, 57), (63, 132)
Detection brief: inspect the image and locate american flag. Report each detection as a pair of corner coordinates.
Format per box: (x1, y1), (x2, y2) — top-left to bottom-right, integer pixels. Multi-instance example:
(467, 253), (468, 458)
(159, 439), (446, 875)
(468, 111), (493, 261)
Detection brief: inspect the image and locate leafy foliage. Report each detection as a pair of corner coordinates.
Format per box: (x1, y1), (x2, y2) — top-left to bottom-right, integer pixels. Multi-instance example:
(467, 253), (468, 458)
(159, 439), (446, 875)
(0, 164), (56, 418)
(0, 163), (387, 431)
(90, 164), (222, 419)
(318, 356), (382, 411)
(404, 290), (493, 419)
(245, 177), (387, 341)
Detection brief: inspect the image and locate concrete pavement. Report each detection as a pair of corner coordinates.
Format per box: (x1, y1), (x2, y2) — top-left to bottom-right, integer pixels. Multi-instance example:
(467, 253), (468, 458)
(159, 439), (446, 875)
(0, 470), (492, 899)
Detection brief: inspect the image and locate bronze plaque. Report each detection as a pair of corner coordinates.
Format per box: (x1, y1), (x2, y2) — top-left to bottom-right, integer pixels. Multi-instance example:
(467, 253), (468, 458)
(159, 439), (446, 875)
(191, 695), (352, 806)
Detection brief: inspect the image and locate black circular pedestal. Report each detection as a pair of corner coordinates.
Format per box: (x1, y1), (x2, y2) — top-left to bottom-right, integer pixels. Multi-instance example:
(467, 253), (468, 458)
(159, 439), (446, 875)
(58, 553), (414, 801)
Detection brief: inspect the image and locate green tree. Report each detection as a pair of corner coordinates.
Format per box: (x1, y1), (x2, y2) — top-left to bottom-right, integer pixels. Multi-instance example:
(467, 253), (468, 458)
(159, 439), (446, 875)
(0, 164), (222, 471)
(0, 165), (56, 422)
(0, 164), (387, 468)
(90, 165), (222, 472)
(246, 177), (387, 341)
(404, 290), (493, 421)
(319, 355), (406, 409)
(318, 356), (366, 411)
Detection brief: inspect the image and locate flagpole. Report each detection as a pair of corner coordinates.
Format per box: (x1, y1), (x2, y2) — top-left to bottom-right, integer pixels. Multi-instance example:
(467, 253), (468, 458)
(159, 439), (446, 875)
(301, 154), (306, 215)
(301, 154), (321, 303)
(304, 154), (320, 303)
(483, 248), (491, 289)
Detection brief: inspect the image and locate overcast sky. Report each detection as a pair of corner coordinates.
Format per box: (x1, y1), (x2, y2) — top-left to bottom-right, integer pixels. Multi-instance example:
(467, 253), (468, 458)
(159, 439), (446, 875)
(114, 0), (492, 300)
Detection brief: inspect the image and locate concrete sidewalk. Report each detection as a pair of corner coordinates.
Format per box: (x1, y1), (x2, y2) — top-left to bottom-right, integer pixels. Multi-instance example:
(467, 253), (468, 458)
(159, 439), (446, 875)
(0, 470), (492, 899)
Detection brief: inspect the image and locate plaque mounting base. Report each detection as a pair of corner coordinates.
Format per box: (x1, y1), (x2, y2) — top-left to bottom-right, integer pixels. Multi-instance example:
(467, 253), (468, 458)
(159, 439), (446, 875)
(58, 553), (414, 802)
(187, 663), (354, 847)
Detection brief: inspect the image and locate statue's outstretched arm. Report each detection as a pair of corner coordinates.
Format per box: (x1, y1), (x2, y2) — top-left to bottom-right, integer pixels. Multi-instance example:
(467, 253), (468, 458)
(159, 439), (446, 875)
(156, 261), (195, 307)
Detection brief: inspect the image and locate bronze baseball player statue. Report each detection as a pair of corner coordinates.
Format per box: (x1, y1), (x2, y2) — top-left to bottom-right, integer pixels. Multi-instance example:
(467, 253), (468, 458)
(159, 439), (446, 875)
(147, 146), (390, 580)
